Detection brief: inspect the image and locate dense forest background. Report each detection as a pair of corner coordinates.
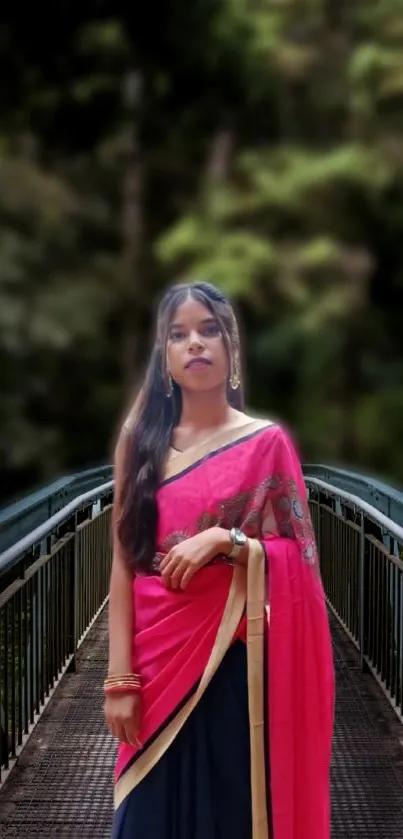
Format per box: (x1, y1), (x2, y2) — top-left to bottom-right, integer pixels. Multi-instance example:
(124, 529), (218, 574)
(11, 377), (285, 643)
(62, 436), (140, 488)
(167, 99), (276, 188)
(2, 1), (403, 504)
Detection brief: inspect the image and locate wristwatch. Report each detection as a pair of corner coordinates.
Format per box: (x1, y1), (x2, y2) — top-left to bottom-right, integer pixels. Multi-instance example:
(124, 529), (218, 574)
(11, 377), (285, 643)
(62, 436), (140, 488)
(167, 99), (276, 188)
(227, 527), (248, 559)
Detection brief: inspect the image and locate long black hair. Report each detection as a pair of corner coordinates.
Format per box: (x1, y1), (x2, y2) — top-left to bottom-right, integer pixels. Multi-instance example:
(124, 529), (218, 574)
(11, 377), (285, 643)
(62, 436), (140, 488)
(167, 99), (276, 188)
(118, 281), (244, 574)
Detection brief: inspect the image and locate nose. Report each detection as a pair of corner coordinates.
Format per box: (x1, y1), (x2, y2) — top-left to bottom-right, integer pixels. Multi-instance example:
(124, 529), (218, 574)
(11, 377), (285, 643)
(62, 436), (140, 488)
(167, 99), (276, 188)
(188, 330), (204, 351)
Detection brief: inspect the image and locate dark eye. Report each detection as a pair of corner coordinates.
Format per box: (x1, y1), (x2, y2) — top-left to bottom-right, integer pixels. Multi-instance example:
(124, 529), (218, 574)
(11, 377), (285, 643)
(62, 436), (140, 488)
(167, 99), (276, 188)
(202, 323), (220, 337)
(169, 330), (185, 342)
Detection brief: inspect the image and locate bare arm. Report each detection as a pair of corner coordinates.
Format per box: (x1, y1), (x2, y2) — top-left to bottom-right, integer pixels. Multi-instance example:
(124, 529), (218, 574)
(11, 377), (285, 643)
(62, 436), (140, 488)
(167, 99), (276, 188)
(107, 429), (135, 676)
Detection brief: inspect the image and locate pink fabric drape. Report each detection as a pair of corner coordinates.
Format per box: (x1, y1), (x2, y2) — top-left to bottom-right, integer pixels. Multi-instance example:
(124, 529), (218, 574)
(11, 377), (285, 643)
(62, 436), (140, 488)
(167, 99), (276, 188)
(115, 423), (334, 839)
(262, 429), (334, 838)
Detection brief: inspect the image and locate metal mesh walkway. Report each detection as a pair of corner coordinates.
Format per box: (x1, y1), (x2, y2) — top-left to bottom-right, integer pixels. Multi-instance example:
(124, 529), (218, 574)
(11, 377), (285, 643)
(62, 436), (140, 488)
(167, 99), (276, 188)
(1, 609), (403, 838)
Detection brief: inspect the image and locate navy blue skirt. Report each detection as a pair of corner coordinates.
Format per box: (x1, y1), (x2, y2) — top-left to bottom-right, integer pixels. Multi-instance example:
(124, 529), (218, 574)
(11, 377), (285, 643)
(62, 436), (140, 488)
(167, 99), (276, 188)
(112, 640), (271, 838)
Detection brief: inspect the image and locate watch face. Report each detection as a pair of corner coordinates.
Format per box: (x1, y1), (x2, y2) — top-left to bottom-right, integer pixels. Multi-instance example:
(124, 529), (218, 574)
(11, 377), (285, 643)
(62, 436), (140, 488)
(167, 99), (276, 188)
(234, 529), (247, 546)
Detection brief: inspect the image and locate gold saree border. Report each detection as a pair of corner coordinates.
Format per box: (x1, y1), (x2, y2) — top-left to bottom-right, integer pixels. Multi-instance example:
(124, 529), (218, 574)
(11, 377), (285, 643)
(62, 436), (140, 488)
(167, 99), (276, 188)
(114, 562), (248, 810)
(163, 417), (274, 482)
(247, 538), (270, 839)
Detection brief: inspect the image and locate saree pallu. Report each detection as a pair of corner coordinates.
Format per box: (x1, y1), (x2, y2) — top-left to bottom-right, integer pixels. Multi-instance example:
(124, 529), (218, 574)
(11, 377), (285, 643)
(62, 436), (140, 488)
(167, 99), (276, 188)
(112, 419), (335, 839)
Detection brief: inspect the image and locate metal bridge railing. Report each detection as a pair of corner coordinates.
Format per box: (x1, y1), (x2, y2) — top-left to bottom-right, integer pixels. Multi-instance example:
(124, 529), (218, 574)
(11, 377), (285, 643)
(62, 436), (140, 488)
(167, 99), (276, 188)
(307, 477), (403, 722)
(1, 473), (403, 785)
(0, 465), (113, 554)
(0, 481), (113, 783)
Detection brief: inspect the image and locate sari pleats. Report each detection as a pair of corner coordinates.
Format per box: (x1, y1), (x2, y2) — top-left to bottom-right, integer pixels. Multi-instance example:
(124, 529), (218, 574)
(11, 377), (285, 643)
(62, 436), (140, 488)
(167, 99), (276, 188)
(112, 641), (269, 839)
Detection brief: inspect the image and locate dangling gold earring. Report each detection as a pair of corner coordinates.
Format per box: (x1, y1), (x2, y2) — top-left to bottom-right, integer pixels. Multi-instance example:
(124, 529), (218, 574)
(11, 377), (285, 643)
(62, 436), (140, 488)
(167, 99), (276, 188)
(229, 353), (240, 390)
(166, 371), (174, 398)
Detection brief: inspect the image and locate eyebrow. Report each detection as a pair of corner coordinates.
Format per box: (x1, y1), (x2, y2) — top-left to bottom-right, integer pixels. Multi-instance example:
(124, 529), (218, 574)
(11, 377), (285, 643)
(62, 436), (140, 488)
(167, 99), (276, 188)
(169, 316), (217, 329)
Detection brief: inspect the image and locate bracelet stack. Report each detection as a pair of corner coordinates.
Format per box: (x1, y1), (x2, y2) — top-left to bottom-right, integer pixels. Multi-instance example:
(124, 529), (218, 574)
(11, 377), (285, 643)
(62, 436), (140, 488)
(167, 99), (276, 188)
(104, 673), (142, 696)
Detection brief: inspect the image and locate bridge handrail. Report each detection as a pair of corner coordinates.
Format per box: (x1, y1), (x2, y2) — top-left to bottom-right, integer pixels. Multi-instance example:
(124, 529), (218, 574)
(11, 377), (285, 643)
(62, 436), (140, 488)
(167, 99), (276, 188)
(0, 480), (114, 577)
(303, 464), (403, 524)
(305, 476), (403, 543)
(0, 465), (113, 554)
(2, 462), (403, 556)
(2, 473), (403, 578)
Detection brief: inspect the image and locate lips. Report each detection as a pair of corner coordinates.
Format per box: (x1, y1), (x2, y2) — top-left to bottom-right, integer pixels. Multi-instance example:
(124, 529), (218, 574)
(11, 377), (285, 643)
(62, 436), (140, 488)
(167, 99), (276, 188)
(185, 358), (212, 369)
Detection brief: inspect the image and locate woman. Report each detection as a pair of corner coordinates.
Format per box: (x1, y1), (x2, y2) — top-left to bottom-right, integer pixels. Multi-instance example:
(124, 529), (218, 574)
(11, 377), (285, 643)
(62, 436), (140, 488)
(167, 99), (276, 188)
(105, 281), (334, 839)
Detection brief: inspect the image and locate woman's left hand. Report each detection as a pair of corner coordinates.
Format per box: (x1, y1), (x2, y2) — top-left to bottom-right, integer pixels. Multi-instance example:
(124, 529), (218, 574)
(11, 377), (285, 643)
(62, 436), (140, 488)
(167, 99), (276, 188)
(160, 527), (229, 591)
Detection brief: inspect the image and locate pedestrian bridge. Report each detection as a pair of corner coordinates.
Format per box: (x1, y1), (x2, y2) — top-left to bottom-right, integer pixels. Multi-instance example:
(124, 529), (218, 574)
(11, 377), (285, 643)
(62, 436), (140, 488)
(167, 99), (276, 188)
(1, 464), (403, 838)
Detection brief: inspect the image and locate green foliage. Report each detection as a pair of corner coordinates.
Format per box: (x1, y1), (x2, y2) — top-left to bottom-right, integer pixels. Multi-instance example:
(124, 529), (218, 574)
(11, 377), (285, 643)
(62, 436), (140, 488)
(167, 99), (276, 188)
(2, 0), (403, 503)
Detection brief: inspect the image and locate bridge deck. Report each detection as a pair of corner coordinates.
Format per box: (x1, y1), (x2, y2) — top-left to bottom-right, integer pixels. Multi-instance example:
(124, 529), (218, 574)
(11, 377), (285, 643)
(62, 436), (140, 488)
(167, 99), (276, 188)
(1, 610), (403, 838)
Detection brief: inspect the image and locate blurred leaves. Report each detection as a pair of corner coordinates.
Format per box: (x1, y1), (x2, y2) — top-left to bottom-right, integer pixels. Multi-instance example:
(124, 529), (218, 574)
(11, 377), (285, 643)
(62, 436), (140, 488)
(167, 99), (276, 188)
(2, 0), (403, 501)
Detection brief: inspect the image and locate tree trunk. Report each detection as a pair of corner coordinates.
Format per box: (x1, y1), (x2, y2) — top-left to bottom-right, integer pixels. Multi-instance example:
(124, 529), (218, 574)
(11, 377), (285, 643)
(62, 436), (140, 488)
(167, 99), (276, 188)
(121, 69), (143, 393)
(205, 126), (233, 184)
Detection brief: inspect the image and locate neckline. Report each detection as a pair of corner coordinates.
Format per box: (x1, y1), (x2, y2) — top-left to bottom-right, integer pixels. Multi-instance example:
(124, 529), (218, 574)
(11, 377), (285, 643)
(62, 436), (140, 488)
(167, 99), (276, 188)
(164, 417), (275, 482)
(169, 415), (257, 457)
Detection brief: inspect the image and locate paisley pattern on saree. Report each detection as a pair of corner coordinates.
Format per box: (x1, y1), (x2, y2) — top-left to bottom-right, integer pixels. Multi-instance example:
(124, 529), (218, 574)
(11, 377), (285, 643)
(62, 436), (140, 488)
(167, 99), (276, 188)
(146, 472), (318, 575)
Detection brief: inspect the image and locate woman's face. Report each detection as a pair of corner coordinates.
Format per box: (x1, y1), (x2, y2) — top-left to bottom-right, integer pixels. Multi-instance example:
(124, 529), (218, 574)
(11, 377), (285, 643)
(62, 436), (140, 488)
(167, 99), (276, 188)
(166, 296), (229, 393)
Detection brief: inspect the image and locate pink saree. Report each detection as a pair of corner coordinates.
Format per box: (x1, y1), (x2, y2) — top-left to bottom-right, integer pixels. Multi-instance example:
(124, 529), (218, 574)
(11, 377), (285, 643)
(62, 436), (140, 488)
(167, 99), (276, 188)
(114, 418), (335, 839)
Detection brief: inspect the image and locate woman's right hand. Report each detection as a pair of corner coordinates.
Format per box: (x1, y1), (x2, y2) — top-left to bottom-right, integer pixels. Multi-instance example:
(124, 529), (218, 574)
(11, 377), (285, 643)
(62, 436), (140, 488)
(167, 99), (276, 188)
(104, 692), (142, 748)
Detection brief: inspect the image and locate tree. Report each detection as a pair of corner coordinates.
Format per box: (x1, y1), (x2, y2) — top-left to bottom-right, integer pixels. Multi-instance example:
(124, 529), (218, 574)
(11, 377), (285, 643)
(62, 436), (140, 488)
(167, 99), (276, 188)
(2, 0), (403, 501)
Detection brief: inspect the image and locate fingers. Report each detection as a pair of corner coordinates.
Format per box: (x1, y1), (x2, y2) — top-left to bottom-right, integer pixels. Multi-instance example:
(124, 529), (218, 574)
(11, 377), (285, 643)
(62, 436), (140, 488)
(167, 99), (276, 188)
(161, 553), (201, 590)
(105, 716), (142, 748)
(115, 721), (128, 744)
(106, 717), (126, 742)
(104, 703), (142, 748)
(167, 558), (188, 589)
(160, 537), (207, 590)
(179, 566), (196, 590)
(125, 719), (142, 748)
(159, 548), (173, 571)
(161, 552), (185, 589)
(160, 555), (178, 584)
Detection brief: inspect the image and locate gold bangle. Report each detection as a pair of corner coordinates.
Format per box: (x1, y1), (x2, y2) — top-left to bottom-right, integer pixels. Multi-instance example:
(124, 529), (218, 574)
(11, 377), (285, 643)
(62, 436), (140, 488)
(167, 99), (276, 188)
(105, 677), (141, 682)
(105, 673), (141, 681)
(104, 682), (141, 695)
(104, 673), (141, 686)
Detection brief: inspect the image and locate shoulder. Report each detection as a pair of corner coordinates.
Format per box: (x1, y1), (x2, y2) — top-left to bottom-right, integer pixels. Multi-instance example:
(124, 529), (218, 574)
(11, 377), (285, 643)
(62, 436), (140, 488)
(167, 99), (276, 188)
(114, 402), (138, 464)
(241, 410), (281, 438)
(120, 388), (145, 434)
(251, 417), (299, 458)
(233, 413), (280, 455)
(122, 413), (134, 433)
(115, 412), (134, 452)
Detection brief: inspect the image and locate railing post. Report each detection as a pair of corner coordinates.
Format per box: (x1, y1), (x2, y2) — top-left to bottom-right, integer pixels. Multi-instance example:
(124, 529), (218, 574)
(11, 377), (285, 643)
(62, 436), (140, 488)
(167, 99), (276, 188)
(68, 512), (78, 673)
(360, 512), (374, 673)
(315, 485), (321, 551)
(0, 702), (8, 780)
(359, 511), (367, 672)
